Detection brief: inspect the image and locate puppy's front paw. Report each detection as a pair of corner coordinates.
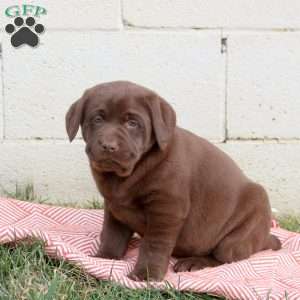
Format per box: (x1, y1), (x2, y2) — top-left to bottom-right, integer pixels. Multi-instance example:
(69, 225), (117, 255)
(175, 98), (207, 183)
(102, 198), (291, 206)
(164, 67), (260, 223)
(95, 247), (123, 260)
(128, 265), (164, 282)
(128, 270), (143, 281)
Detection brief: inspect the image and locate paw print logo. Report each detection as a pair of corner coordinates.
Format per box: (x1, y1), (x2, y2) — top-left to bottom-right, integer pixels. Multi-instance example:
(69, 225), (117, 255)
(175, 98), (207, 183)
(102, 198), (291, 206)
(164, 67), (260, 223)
(5, 17), (45, 48)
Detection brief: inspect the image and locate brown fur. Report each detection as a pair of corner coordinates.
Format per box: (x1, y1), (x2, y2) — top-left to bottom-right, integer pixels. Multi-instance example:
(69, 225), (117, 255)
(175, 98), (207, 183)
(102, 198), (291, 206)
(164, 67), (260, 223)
(66, 81), (281, 281)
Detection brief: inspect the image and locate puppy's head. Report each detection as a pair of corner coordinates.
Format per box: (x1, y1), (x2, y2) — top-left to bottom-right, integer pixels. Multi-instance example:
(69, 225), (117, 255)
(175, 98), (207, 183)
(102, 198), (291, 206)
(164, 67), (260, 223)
(66, 81), (176, 177)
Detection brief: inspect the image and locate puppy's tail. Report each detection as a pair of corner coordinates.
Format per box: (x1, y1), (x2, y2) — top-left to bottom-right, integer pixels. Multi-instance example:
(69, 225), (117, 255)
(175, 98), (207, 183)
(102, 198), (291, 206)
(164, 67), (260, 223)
(265, 234), (281, 251)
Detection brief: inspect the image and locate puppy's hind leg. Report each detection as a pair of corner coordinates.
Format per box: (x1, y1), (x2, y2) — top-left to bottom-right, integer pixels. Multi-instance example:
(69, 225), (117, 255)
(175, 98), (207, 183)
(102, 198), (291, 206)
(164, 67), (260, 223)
(213, 182), (280, 264)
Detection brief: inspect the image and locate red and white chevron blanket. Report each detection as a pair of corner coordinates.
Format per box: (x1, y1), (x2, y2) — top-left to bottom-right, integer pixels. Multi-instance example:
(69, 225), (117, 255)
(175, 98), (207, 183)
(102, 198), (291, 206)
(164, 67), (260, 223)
(1, 197), (300, 300)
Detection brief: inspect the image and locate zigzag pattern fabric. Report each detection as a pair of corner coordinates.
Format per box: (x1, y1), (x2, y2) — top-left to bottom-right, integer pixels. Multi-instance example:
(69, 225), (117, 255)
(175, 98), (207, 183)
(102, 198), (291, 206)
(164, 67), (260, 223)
(0, 197), (300, 299)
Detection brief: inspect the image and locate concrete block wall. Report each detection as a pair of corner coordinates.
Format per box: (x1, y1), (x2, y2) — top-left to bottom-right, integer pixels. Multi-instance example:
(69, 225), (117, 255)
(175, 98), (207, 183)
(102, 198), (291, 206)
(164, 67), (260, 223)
(0, 1), (299, 212)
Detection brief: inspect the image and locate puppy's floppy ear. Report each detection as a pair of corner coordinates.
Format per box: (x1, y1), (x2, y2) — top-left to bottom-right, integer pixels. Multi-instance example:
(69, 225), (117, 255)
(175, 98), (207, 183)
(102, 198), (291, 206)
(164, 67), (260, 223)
(147, 95), (176, 151)
(65, 91), (88, 142)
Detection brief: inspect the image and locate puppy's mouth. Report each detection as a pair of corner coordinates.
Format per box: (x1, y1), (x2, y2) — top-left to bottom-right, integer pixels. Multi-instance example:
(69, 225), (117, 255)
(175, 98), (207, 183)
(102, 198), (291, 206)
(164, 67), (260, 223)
(86, 145), (138, 177)
(95, 158), (123, 170)
(90, 159), (133, 177)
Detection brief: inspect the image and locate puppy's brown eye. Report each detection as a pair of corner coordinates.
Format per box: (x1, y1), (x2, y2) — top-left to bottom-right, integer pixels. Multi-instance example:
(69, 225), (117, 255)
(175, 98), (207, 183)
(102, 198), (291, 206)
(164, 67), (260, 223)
(94, 115), (103, 123)
(126, 119), (138, 128)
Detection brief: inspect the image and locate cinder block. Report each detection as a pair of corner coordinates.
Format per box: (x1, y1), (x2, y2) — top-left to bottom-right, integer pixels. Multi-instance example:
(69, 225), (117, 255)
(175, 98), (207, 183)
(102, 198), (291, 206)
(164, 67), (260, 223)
(0, 0), (121, 29)
(227, 32), (300, 139)
(4, 31), (225, 141)
(123, 0), (300, 29)
(0, 140), (99, 203)
(219, 141), (300, 212)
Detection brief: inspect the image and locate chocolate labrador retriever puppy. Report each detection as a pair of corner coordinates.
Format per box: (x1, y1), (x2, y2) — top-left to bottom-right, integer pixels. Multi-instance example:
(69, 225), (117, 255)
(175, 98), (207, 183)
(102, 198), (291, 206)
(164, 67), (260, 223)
(66, 81), (281, 281)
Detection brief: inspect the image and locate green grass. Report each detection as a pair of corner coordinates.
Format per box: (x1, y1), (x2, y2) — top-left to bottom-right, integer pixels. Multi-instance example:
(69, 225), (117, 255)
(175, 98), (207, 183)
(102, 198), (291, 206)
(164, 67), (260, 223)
(2, 183), (103, 209)
(278, 215), (300, 233)
(1, 184), (299, 300)
(1, 241), (221, 300)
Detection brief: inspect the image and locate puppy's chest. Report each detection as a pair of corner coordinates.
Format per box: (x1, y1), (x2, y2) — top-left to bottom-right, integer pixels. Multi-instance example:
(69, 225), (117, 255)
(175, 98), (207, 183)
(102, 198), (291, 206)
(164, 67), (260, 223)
(108, 199), (146, 233)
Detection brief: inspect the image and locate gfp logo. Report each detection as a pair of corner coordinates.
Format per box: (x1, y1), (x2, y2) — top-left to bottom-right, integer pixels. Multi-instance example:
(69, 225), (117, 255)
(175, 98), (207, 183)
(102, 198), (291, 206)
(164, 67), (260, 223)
(5, 4), (47, 48)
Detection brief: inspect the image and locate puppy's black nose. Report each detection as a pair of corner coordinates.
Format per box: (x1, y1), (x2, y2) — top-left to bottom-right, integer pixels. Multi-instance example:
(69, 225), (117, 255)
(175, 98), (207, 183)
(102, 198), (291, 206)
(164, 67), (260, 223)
(99, 140), (119, 153)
